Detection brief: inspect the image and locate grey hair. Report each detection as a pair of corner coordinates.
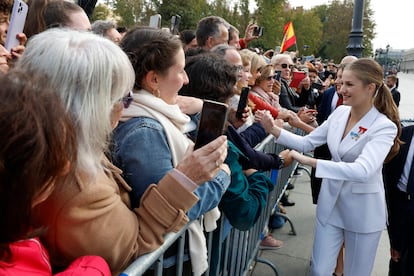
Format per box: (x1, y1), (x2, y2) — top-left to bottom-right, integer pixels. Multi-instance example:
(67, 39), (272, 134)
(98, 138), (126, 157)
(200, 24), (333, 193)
(15, 28), (135, 178)
(196, 16), (229, 47)
(271, 53), (293, 66)
(211, 43), (236, 57)
(91, 20), (117, 36)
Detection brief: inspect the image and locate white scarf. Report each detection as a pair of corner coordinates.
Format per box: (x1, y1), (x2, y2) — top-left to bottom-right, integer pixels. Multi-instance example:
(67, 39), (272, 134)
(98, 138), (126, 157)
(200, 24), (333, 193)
(121, 90), (219, 275)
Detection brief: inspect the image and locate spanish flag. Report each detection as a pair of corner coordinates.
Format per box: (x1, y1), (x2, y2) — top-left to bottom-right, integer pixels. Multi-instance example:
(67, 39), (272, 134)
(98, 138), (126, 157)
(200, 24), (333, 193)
(280, 22), (296, 52)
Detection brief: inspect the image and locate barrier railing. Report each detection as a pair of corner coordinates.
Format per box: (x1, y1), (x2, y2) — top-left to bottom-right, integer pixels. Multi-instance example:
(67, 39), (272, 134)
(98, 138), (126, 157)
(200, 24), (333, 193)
(121, 129), (305, 276)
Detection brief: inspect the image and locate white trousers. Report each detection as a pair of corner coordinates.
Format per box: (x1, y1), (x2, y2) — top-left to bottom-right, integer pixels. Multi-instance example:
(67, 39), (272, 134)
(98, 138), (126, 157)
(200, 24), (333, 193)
(311, 218), (382, 276)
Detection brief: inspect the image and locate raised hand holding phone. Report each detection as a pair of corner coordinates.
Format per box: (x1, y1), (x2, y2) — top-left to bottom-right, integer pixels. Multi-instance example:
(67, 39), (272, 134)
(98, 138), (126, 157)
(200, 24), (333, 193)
(194, 100), (229, 150)
(236, 87), (250, 119)
(4, 0), (28, 52)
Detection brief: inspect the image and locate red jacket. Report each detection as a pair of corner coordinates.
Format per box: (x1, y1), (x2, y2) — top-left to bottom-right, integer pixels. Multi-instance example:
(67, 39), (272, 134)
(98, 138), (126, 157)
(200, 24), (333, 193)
(0, 238), (110, 275)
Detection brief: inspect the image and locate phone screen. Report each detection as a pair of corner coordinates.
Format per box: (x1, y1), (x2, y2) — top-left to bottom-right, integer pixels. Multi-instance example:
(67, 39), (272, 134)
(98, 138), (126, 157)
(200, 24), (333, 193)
(274, 70), (282, 82)
(194, 100), (228, 150)
(236, 87), (250, 119)
(4, 0), (28, 51)
(253, 26), (263, 37)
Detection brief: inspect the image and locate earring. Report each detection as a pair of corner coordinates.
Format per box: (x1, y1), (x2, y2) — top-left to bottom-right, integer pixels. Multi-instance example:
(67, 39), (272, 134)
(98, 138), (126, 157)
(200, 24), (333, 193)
(153, 88), (160, 98)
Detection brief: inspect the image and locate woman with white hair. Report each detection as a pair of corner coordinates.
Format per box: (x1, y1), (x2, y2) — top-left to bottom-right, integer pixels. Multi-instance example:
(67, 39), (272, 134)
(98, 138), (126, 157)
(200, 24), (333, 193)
(15, 28), (228, 275)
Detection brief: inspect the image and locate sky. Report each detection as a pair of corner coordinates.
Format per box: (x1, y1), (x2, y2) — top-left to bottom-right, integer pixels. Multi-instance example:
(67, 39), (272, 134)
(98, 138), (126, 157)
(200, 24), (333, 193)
(287, 0), (412, 51)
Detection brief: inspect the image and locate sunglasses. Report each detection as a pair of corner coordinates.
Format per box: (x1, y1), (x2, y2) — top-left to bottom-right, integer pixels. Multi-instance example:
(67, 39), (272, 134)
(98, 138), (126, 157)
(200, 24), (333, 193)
(122, 90), (133, 109)
(266, 75), (275, 81)
(280, 63), (293, 69)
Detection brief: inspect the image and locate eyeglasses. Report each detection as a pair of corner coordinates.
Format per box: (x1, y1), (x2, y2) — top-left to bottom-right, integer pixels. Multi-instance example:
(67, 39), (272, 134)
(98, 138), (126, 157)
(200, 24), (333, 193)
(266, 75), (275, 81)
(234, 65), (243, 73)
(280, 63), (293, 69)
(121, 90), (133, 109)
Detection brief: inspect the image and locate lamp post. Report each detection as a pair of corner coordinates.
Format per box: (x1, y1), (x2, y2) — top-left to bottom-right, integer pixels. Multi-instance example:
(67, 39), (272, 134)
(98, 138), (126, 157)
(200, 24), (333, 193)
(385, 44), (390, 74)
(346, 0), (365, 57)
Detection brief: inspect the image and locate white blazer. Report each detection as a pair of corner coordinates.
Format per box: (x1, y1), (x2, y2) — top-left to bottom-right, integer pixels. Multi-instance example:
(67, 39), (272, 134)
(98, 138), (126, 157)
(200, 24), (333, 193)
(277, 105), (397, 233)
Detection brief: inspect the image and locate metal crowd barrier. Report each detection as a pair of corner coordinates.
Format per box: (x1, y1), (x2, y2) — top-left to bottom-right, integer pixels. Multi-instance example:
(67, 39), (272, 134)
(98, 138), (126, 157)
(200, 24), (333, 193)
(121, 128), (305, 276)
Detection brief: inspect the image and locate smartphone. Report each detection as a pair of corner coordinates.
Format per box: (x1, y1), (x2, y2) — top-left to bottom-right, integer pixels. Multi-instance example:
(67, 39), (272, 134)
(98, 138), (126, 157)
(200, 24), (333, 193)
(149, 14), (161, 29)
(194, 100), (228, 150)
(252, 26), (264, 37)
(236, 87), (250, 119)
(274, 70), (282, 82)
(170, 14), (181, 35)
(289, 71), (306, 89)
(311, 82), (324, 90)
(4, 0), (28, 52)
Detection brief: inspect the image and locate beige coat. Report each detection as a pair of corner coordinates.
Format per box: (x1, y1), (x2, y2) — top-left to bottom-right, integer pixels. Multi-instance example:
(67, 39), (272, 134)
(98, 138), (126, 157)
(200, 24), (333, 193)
(32, 158), (198, 275)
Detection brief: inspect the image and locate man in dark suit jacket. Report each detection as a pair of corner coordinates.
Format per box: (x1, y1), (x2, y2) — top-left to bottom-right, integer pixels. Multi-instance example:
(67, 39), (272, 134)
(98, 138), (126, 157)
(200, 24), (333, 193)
(386, 74), (401, 107)
(383, 125), (414, 276)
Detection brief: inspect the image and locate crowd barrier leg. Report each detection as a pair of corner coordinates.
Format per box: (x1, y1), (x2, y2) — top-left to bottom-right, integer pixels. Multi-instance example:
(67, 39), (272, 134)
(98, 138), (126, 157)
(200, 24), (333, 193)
(255, 257), (280, 276)
(121, 131), (308, 276)
(275, 212), (297, 236)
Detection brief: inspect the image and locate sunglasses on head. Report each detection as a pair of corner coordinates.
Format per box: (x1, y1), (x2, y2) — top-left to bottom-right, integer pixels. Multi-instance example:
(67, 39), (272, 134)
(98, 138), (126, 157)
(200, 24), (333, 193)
(122, 90), (133, 109)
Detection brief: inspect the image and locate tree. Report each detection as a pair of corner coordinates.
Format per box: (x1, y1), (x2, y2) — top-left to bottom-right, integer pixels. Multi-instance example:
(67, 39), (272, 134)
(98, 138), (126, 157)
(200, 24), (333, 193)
(362, 0), (375, 57)
(289, 8), (323, 58)
(155, 0), (209, 31)
(113, 0), (144, 27)
(252, 0), (286, 50)
(313, 0), (353, 62)
(91, 4), (113, 22)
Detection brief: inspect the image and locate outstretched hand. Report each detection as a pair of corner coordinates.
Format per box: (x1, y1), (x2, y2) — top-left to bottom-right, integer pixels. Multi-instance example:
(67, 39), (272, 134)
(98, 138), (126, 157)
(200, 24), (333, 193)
(289, 150), (316, 168)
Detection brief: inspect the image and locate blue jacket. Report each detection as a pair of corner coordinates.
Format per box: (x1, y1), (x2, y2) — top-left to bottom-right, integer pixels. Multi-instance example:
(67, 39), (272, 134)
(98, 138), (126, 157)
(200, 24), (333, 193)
(112, 116), (230, 221)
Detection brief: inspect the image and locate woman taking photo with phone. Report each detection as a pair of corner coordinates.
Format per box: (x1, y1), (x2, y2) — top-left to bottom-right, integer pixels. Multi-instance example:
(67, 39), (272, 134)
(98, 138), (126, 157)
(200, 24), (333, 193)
(113, 27), (230, 275)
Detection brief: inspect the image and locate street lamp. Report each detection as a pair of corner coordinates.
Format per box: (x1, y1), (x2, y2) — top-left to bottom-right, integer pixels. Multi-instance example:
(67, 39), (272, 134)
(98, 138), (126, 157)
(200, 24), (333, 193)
(385, 44), (390, 74)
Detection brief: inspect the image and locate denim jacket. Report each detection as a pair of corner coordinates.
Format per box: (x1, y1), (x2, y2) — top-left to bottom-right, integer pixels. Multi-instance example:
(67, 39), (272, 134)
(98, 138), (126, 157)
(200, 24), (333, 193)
(112, 116), (230, 221)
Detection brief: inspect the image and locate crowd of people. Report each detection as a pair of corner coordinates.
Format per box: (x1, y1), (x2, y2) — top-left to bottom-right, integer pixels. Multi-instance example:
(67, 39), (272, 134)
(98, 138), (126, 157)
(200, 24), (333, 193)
(0, 0), (410, 275)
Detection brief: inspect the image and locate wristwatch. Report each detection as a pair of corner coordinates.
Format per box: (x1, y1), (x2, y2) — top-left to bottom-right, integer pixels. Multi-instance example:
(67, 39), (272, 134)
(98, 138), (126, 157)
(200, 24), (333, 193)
(278, 155), (285, 169)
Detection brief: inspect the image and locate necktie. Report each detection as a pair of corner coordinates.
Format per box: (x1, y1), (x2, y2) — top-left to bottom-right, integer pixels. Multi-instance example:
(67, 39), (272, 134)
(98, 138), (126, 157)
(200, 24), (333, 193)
(336, 94), (343, 108)
(407, 156), (414, 194)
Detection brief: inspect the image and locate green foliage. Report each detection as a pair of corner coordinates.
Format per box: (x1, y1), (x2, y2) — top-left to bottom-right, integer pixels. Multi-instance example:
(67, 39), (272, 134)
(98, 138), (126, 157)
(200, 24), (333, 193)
(107, 0), (376, 61)
(91, 4), (112, 22)
(290, 8), (323, 58)
(362, 0), (375, 57)
(146, 0), (210, 31)
(114, 0), (144, 27)
(252, 0), (286, 50)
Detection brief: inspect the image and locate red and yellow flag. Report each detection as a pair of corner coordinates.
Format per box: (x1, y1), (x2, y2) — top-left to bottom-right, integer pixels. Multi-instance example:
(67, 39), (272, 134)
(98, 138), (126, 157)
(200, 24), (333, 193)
(280, 22), (296, 52)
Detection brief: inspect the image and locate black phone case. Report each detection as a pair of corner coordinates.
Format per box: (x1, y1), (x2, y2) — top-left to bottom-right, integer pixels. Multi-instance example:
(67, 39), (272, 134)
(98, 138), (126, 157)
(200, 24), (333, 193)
(194, 100), (228, 150)
(236, 87), (250, 119)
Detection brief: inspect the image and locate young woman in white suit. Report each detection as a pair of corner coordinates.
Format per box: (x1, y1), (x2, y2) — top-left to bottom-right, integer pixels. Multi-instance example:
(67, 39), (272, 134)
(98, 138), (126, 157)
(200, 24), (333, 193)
(266, 58), (402, 275)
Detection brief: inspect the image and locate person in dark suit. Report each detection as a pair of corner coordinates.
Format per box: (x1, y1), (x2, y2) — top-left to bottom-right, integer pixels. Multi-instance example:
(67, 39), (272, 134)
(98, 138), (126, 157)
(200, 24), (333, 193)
(383, 125), (414, 276)
(386, 74), (400, 107)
